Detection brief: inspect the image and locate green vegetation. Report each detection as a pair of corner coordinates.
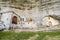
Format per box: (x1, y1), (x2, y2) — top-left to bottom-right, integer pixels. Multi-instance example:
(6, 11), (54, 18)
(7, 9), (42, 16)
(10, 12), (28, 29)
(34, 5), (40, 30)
(0, 31), (60, 40)
(0, 31), (36, 40)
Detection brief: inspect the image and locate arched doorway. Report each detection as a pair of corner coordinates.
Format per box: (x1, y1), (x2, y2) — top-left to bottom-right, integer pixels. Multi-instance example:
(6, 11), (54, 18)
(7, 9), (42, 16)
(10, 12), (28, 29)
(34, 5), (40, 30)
(12, 16), (17, 24)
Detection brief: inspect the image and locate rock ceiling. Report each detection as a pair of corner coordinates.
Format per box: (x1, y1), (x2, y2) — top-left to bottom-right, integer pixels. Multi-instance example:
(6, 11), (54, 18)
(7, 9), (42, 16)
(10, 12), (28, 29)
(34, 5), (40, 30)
(0, 0), (40, 10)
(0, 0), (60, 10)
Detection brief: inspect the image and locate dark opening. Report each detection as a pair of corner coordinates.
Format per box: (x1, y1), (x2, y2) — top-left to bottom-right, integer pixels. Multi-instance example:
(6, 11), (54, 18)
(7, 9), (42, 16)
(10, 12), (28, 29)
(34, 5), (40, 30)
(12, 16), (17, 24)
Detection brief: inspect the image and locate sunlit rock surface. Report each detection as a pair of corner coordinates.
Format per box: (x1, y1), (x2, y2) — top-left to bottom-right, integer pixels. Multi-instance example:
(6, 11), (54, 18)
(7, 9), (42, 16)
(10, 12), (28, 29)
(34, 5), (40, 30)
(42, 15), (60, 26)
(0, 0), (60, 31)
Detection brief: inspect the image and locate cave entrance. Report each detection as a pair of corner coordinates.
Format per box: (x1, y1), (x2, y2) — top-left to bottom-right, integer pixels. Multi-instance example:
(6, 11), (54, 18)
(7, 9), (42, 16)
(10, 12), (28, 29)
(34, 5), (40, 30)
(12, 16), (17, 24)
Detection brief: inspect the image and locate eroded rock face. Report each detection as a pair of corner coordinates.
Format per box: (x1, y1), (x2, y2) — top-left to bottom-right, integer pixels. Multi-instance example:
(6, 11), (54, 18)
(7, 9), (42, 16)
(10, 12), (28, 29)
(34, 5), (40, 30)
(0, 0), (60, 31)
(42, 16), (59, 26)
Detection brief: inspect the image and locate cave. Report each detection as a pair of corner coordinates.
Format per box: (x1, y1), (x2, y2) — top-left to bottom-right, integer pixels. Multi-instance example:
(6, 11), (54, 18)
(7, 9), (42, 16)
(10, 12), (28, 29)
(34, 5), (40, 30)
(12, 16), (17, 24)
